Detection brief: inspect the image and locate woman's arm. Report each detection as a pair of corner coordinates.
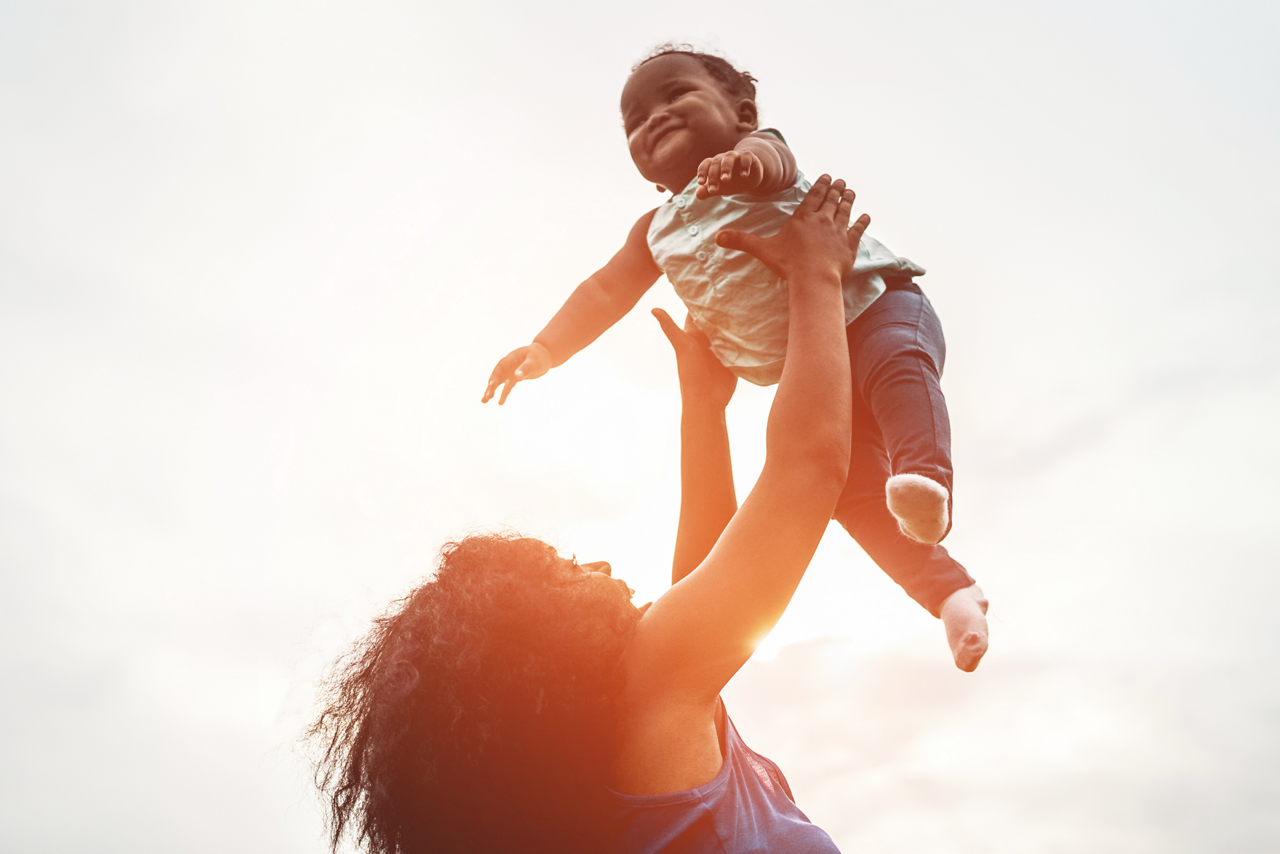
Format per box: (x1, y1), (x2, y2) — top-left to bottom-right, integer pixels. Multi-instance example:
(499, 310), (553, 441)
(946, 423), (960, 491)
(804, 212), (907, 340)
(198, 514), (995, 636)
(482, 211), (663, 404)
(652, 310), (738, 585)
(614, 176), (870, 793)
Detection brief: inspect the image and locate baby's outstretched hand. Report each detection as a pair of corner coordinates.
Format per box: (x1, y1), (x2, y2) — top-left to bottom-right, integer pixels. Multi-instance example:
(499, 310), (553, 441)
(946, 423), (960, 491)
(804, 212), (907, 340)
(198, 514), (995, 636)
(696, 150), (765, 199)
(482, 343), (552, 405)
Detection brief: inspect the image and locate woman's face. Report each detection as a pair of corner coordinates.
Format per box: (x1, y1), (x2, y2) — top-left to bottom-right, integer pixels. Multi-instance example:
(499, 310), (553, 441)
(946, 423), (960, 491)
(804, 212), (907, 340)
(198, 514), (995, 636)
(574, 559), (634, 601)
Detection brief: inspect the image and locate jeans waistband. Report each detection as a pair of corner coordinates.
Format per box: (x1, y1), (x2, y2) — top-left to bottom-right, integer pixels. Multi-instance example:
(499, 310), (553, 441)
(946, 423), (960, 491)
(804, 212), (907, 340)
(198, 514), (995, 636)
(883, 277), (922, 294)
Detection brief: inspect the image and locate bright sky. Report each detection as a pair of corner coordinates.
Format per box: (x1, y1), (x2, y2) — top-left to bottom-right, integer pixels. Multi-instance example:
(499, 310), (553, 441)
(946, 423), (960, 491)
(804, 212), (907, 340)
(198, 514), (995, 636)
(2, 1), (1278, 851)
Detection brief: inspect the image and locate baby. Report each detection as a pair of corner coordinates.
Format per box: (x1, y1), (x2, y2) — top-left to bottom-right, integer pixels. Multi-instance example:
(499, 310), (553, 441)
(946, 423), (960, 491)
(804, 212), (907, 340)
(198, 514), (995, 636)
(482, 46), (989, 671)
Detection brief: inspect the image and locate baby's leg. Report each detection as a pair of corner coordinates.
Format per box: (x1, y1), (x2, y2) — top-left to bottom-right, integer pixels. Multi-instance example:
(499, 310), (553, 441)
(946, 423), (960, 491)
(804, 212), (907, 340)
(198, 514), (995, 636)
(851, 282), (954, 544)
(834, 300), (988, 671)
(833, 435), (988, 671)
(832, 426), (971, 617)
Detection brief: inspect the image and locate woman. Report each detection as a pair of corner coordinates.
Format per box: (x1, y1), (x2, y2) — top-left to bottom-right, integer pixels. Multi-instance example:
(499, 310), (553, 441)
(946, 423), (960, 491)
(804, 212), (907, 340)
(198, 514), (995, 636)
(310, 176), (866, 853)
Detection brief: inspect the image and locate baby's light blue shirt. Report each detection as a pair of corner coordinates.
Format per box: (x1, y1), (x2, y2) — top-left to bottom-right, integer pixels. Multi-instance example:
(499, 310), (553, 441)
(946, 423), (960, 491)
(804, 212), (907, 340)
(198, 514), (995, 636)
(648, 166), (926, 385)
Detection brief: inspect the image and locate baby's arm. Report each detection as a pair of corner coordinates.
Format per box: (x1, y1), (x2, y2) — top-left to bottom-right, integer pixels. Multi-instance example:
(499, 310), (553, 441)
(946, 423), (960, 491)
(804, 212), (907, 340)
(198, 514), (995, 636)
(695, 133), (798, 200)
(482, 210), (663, 404)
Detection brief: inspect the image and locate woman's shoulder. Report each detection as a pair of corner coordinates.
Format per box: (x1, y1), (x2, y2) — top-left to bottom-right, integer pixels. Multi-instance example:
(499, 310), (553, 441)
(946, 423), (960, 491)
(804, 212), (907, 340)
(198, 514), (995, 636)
(608, 683), (725, 798)
(610, 704), (844, 853)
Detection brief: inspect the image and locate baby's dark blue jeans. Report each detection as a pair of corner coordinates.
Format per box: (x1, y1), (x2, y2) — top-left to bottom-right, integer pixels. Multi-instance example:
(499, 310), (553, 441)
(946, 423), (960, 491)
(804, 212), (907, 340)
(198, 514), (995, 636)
(832, 280), (975, 616)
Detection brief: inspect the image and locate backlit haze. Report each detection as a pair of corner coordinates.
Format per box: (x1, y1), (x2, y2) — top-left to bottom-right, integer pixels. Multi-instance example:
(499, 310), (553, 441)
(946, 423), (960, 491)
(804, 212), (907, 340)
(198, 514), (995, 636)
(2, 1), (1278, 851)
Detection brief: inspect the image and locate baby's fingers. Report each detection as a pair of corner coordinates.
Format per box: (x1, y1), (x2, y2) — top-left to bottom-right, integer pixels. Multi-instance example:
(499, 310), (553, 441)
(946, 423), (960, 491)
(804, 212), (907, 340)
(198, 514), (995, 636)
(500, 353), (540, 404)
(697, 156), (714, 186)
(483, 349), (531, 404)
(496, 377), (518, 405)
(720, 152), (738, 185)
(484, 371), (515, 405)
(706, 155), (725, 193)
(482, 361), (513, 403)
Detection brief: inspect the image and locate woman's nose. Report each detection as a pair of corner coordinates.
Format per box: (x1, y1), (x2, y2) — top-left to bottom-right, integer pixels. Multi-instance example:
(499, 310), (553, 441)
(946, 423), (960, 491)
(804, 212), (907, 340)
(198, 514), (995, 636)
(581, 561), (612, 576)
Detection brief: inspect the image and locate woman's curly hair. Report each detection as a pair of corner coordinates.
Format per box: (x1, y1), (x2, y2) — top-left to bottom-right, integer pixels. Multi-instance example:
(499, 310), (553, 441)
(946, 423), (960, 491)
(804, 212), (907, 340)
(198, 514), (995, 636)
(633, 43), (758, 103)
(308, 533), (642, 854)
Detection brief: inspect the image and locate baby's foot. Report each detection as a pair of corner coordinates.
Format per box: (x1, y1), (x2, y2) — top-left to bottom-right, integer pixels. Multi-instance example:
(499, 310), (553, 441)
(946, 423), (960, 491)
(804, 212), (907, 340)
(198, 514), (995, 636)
(885, 473), (949, 544)
(939, 584), (989, 672)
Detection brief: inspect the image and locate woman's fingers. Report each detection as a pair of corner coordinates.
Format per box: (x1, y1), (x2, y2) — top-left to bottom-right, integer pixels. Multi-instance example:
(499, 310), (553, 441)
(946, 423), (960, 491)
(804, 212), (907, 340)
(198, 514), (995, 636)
(717, 177), (864, 281)
(681, 311), (711, 346)
(798, 174), (833, 212)
(652, 308), (689, 350)
(715, 228), (765, 257)
(847, 212), (871, 249)
(834, 188), (855, 230)
(801, 175), (853, 221)
(819, 178), (847, 216)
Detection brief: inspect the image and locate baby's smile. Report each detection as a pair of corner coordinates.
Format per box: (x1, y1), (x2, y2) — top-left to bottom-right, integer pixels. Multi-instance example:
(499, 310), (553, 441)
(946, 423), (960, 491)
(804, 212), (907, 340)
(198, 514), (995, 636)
(620, 53), (754, 192)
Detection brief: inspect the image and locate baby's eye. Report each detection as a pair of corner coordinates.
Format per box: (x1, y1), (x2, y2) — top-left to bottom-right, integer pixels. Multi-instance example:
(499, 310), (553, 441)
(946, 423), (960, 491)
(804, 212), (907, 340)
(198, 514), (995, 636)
(624, 113), (652, 137)
(667, 87), (689, 103)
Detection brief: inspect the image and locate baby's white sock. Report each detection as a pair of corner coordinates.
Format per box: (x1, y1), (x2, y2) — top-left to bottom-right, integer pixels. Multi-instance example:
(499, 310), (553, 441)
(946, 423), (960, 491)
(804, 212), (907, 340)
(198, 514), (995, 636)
(885, 473), (949, 544)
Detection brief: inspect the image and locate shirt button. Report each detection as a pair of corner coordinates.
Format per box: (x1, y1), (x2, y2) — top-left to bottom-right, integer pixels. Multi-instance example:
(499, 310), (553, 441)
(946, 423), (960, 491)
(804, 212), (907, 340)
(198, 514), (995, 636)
(696, 251), (708, 261)
(687, 224), (700, 236)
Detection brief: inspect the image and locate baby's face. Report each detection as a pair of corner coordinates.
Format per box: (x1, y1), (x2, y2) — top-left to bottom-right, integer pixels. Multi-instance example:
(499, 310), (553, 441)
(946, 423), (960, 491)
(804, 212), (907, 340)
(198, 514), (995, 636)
(621, 54), (755, 193)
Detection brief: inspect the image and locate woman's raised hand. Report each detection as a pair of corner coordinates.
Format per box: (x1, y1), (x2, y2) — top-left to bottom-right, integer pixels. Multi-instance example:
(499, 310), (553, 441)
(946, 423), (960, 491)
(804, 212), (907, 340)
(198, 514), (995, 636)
(715, 175), (869, 285)
(652, 308), (737, 412)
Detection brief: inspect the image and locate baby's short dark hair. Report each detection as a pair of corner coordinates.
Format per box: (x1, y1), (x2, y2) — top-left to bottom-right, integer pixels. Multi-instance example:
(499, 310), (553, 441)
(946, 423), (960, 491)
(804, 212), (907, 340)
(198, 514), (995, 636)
(634, 43), (758, 103)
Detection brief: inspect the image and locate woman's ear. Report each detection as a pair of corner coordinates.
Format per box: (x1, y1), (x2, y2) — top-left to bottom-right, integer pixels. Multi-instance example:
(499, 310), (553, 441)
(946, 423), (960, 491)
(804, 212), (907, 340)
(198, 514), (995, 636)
(736, 99), (759, 132)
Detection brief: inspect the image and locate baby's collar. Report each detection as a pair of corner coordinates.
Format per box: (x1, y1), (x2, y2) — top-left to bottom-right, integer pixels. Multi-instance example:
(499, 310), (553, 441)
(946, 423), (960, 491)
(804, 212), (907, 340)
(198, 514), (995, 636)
(668, 175), (701, 202)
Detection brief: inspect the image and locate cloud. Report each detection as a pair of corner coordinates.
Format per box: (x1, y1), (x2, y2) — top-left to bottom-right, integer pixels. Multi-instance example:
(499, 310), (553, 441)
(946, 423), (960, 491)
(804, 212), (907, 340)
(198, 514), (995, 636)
(726, 639), (1280, 853)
